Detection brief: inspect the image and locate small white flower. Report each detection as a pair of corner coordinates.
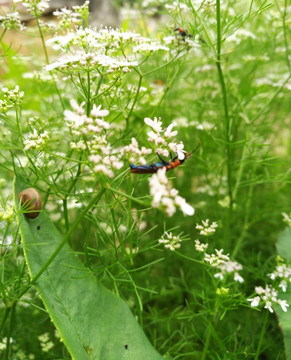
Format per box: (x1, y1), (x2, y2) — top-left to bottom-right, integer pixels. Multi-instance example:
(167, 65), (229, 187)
(144, 117), (163, 132)
(91, 104), (109, 118)
(164, 124), (178, 138)
(247, 296), (260, 307)
(277, 299), (289, 312)
(196, 219), (218, 236)
(149, 168), (194, 217)
(159, 231), (182, 251)
(248, 285), (289, 313)
(194, 239), (208, 252)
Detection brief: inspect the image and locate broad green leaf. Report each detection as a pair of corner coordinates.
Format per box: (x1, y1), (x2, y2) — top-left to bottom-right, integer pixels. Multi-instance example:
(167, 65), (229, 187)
(276, 227), (291, 359)
(14, 178), (165, 360)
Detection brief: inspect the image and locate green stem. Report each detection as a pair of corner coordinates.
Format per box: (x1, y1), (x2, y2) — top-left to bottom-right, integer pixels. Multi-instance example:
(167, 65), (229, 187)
(125, 75), (143, 128)
(254, 311), (269, 360)
(107, 185), (149, 207)
(175, 251), (202, 265)
(216, 0), (232, 208)
(251, 74), (291, 123)
(86, 70), (91, 116)
(283, 0), (291, 73)
(189, 0), (215, 53)
(201, 323), (212, 360)
(0, 28), (7, 43)
(216, 0), (233, 249)
(35, 13), (49, 65)
(232, 179), (254, 257)
(4, 304), (15, 360)
(142, 52), (182, 76)
(63, 198), (69, 233)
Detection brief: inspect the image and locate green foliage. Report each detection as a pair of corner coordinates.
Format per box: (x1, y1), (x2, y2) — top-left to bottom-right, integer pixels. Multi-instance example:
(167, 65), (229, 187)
(14, 177), (164, 360)
(0, 0), (290, 359)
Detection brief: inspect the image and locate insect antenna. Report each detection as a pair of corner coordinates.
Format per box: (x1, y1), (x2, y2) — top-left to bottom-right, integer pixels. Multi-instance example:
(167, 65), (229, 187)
(186, 140), (201, 159)
(189, 139), (201, 154)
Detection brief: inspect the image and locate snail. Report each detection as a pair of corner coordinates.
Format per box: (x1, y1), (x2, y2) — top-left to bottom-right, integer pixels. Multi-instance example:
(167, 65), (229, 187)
(18, 188), (42, 219)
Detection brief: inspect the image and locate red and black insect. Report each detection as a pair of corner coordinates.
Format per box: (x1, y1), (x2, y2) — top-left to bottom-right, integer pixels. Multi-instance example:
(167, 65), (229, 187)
(130, 140), (200, 174)
(174, 27), (193, 40)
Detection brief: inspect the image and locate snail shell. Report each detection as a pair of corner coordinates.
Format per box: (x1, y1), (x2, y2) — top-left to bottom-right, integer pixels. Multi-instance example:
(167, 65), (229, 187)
(18, 188), (42, 219)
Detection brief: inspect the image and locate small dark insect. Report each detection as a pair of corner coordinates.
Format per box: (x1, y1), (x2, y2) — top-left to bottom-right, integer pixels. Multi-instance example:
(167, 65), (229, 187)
(174, 27), (193, 40)
(130, 140), (200, 174)
(124, 344), (128, 350)
(37, 225), (41, 230)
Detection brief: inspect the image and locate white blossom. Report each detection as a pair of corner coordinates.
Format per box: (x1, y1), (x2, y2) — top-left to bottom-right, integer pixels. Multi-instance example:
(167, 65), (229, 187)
(248, 285), (289, 313)
(159, 231), (182, 251)
(196, 219), (218, 236)
(144, 117), (163, 132)
(149, 168), (194, 217)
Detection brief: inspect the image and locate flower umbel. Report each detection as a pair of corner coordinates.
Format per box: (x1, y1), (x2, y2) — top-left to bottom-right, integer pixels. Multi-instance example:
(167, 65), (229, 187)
(159, 232), (182, 251)
(248, 285), (289, 313)
(149, 168), (194, 217)
(196, 219), (218, 236)
(268, 263), (291, 292)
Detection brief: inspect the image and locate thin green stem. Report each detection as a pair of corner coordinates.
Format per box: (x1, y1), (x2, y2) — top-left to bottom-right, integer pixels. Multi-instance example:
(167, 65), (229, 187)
(283, 0), (290, 73)
(86, 70), (91, 116)
(107, 185), (149, 207)
(201, 323), (212, 360)
(0, 28), (7, 43)
(63, 198), (69, 233)
(216, 0), (232, 208)
(175, 251), (202, 265)
(251, 74), (291, 124)
(189, 0), (215, 53)
(254, 311), (269, 360)
(232, 179), (254, 258)
(142, 52), (182, 76)
(4, 304), (15, 360)
(125, 75), (143, 128)
(35, 13), (49, 65)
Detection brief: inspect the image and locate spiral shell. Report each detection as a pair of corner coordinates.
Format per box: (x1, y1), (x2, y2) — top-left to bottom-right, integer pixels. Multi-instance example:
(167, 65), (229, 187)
(18, 188), (42, 219)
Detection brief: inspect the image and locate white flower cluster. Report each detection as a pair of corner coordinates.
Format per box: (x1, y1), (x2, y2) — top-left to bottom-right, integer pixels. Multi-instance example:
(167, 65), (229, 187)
(53, 8), (83, 29)
(214, 260), (244, 283)
(66, 100), (124, 178)
(64, 100), (110, 132)
(196, 219), (218, 236)
(159, 231), (182, 251)
(268, 263), (291, 292)
(204, 249), (230, 267)
(53, 1), (90, 30)
(24, 128), (49, 151)
(122, 137), (152, 165)
(282, 212), (291, 227)
(133, 42), (169, 53)
(89, 152), (123, 178)
(144, 117), (186, 159)
(149, 167), (194, 216)
(2, 85), (24, 105)
(248, 285), (289, 313)
(0, 11), (25, 31)
(46, 49), (138, 73)
(203, 248), (244, 283)
(48, 27), (144, 52)
(194, 239), (208, 252)
(22, 0), (50, 16)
